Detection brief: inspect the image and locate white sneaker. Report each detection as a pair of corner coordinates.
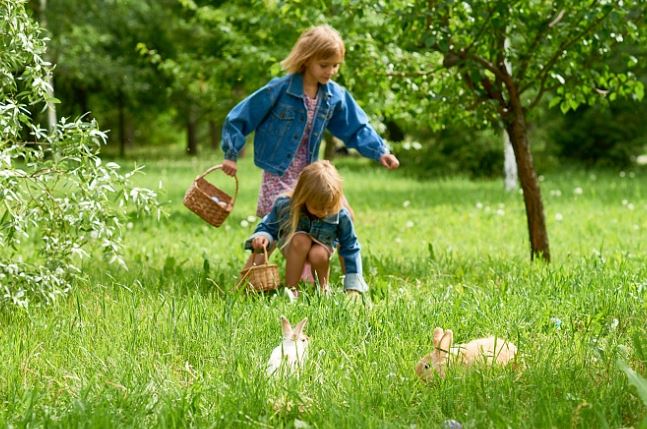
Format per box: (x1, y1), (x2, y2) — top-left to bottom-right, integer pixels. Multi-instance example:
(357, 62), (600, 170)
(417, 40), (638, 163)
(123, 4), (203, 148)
(284, 288), (299, 303)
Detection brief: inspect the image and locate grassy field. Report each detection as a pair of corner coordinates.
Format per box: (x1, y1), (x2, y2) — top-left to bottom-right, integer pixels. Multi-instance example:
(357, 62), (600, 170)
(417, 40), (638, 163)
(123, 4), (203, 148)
(1, 154), (646, 428)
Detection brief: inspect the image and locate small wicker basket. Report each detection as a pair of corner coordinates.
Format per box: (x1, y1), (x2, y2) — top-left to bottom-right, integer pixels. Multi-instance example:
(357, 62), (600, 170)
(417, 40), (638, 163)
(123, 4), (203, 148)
(237, 246), (280, 292)
(183, 164), (238, 227)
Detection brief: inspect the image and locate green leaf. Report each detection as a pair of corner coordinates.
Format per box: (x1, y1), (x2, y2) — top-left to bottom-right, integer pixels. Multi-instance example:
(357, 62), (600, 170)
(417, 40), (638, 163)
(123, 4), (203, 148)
(617, 360), (647, 406)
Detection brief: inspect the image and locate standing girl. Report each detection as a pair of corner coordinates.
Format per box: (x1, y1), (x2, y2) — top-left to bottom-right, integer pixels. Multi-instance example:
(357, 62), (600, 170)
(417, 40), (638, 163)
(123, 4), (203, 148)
(220, 24), (399, 218)
(245, 161), (368, 298)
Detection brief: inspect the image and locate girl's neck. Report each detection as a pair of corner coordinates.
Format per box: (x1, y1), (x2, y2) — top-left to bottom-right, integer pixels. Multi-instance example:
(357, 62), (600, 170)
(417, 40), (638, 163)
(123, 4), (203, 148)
(302, 75), (318, 98)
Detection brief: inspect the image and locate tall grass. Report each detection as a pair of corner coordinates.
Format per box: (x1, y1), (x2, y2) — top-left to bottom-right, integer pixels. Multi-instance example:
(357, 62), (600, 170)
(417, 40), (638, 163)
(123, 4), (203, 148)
(1, 155), (645, 428)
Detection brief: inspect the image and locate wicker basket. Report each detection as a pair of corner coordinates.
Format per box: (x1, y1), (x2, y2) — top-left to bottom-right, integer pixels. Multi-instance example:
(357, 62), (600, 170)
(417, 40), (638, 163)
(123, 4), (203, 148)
(183, 164), (238, 227)
(237, 246), (280, 292)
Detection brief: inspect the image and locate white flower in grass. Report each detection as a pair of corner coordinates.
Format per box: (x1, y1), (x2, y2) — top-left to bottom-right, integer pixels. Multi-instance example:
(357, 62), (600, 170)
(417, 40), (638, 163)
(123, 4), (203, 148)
(589, 174), (597, 181)
(620, 171), (626, 178)
(609, 318), (619, 331)
(550, 189), (562, 197)
(622, 199), (628, 206)
(555, 213), (563, 222)
(240, 219), (249, 228)
(550, 317), (562, 329)
(403, 200), (411, 208)
(395, 237), (402, 244)
(539, 175), (545, 182)
(573, 187), (583, 195)
(627, 203), (635, 210)
(476, 202), (483, 209)
(637, 155), (647, 166)
(629, 171), (635, 178)
(496, 208), (505, 216)
(405, 220), (414, 228)
(633, 224), (640, 231)
(126, 222), (134, 230)
(246, 215), (257, 223)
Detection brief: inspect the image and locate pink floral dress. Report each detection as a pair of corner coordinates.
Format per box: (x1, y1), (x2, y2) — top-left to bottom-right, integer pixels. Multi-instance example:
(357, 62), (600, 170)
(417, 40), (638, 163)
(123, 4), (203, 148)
(256, 94), (318, 217)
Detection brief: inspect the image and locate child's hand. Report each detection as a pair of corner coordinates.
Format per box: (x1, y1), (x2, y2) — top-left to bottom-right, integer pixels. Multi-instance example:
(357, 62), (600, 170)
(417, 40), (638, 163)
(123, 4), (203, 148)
(222, 159), (238, 176)
(252, 236), (269, 250)
(380, 154), (400, 170)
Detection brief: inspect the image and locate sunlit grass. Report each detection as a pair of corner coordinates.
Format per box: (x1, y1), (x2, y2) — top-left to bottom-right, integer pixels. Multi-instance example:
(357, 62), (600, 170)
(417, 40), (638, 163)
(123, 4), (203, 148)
(0, 154), (645, 428)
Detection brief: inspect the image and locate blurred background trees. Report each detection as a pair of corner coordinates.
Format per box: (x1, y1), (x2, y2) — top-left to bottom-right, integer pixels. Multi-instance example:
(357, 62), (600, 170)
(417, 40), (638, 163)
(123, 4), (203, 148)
(27, 0), (646, 172)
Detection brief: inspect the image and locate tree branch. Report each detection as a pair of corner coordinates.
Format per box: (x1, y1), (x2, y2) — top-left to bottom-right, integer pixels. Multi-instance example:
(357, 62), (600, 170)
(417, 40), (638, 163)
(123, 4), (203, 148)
(523, 3), (615, 109)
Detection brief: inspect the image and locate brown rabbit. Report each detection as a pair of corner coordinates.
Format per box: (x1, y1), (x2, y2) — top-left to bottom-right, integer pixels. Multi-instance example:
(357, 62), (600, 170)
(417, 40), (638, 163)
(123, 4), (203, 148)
(415, 327), (518, 381)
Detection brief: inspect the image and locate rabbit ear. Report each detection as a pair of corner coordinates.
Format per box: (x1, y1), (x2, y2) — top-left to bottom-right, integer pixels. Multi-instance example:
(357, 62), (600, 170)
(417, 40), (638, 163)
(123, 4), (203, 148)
(294, 318), (308, 337)
(432, 327), (444, 348)
(439, 329), (453, 352)
(280, 315), (293, 338)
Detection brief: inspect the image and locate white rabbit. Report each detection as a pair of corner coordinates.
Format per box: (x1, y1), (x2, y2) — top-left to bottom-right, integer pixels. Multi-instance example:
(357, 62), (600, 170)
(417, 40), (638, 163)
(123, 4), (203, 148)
(267, 315), (309, 376)
(416, 327), (518, 381)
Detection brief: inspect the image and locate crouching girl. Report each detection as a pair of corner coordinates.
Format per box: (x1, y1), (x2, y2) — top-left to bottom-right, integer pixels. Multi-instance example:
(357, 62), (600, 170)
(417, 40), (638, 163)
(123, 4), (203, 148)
(244, 160), (367, 299)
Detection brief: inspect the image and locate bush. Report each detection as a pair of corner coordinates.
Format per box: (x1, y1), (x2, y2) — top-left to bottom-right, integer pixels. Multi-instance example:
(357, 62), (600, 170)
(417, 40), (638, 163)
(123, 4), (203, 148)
(1, 1), (160, 308)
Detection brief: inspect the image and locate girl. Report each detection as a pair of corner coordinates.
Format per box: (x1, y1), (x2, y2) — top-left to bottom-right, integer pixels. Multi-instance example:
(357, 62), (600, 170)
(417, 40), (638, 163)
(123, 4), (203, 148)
(244, 161), (367, 298)
(220, 24), (399, 217)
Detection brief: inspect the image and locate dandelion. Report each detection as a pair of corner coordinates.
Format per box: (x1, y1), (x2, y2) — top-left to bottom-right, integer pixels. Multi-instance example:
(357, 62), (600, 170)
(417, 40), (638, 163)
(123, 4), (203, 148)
(246, 215), (257, 223)
(627, 203), (635, 210)
(405, 220), (414, 228)
(573, 187), (583, 195)
(555, 213), (563, 222)
(550, 189), (562, 197)
(609, 318), (619, 331)
(395, 237), (402, 244)
(620, 171), (626, 177)
(476, 202), (483, 209)
(496, 209), (505, 216)
(403, 200), (411, 208)
(622, 199), (628, 206)
(240, 220), (249, 228)
(126, 222), (134, 230)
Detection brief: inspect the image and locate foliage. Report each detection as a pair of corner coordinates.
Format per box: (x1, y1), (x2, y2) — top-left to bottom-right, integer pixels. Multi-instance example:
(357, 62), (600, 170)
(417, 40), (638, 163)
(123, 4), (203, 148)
(550, 99), (647, 168)
(0, 0), (160, 308)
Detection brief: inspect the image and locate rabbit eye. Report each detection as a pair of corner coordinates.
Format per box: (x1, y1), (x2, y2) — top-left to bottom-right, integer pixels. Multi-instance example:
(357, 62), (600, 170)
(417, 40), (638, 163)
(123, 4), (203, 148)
(424, 363), (430, 370)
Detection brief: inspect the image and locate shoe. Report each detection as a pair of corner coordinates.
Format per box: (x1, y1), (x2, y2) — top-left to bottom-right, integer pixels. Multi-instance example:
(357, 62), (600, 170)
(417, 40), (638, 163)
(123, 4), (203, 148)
(284, 288), (299, 303)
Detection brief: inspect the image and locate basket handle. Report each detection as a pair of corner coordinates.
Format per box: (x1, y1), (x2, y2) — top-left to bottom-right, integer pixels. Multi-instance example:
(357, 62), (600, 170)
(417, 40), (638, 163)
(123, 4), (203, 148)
(194, 164), (239, 208)
(235, 245), (270, 289)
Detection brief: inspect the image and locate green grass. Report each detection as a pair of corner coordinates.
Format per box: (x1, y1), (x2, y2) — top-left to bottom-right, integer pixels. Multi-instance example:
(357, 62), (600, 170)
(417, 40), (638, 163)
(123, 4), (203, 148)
(1, 154), (646, 428)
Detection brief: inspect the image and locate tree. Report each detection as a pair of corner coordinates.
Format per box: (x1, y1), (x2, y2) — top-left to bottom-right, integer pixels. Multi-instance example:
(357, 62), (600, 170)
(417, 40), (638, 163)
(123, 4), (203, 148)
(1, 0), (160, 307)
(325, 0), (645, 261)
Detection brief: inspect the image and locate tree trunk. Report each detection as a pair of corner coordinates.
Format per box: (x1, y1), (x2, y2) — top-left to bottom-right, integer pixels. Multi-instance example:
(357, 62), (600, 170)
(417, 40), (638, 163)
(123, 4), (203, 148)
(186, 113), (198, 156)
(505, 96), (550, 261)
(209, 120), (220, 151)
(503, 130), (518, 191)
(118, 93), (126, 157)
(323, 133), (338, 161)
(39, 0), (57, 132)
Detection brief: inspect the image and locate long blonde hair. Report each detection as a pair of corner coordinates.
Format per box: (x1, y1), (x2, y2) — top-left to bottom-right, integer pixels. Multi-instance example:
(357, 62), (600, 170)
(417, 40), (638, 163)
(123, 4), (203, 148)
(282, 161), (344, 244)
(281, 25), (345, 74)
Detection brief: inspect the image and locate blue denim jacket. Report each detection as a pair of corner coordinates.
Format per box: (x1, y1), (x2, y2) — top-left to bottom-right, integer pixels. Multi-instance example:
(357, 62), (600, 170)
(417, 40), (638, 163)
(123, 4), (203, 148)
(221, 73), (389, 176)
(244, 196), (368, 292)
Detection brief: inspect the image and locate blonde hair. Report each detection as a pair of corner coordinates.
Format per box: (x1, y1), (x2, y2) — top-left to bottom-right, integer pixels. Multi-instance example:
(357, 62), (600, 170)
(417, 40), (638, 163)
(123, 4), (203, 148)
(281, 25), (346, 74)
(282, 161), (344, 245)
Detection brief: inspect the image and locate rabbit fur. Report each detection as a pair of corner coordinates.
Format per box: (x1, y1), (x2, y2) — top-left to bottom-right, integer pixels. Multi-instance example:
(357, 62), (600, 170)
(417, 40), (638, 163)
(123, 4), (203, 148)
(416, 327), (517, 381)
(267, 315), (309, 376)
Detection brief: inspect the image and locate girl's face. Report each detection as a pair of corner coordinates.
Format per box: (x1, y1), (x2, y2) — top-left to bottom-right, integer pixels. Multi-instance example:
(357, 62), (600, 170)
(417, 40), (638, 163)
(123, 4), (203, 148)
(305, 202), (333, 219)
(303, 54), (343, 85)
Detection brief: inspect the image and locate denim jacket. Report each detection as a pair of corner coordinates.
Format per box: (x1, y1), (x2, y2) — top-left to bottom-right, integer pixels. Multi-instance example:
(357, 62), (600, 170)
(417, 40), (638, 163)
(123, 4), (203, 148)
(244, 196), (368, 292)
(221, 73), (389, 176)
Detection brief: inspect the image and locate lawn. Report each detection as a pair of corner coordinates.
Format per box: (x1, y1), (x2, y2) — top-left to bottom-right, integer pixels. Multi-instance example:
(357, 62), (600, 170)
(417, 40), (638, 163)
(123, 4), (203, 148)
(1, 154), (645, 428)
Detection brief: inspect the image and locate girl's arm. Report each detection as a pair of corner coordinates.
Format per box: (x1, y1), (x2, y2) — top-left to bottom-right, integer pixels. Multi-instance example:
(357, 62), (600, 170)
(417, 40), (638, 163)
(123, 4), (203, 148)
(221, 79), (279, 162)
(244, 197), (287, 251)
(327, 89), (392, 164)
(337, 210), (369, 293)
